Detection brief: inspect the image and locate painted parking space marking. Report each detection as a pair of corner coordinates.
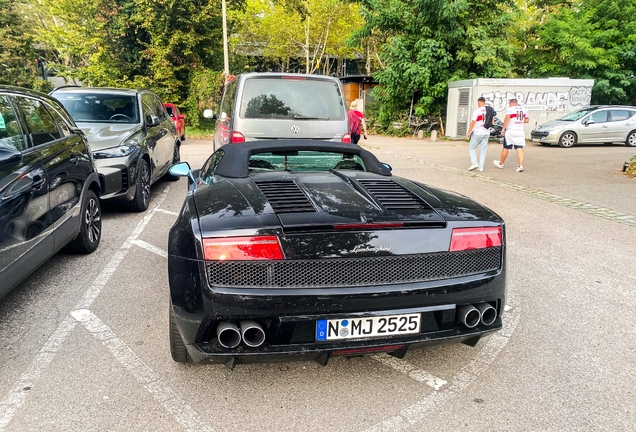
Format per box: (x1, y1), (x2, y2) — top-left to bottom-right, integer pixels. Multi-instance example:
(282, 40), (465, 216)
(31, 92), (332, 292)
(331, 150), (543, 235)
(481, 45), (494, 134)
(365, 295), (521, 431)
(156, 208), (179, 216)
(132, 239), (169, 258)
(371, 355), (447, 390)
(363, 144), (636, 227)
(70, 309), (213, 432)
(0, 187), (172, 431)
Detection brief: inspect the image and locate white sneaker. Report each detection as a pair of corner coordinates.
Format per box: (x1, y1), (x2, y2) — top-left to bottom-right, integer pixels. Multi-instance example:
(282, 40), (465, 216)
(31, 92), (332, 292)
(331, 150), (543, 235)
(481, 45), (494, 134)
(493, 160), (504, 169)
(516, 166), (524, 172)
(478, 168), (484, 172)
(468, 164), (479, 171)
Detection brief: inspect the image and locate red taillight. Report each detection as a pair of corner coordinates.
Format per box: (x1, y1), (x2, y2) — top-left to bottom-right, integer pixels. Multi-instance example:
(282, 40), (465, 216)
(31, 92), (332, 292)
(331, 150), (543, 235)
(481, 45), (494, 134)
(230, 131), (245, 143)
(203, 236), (283, 261)
(332, 344), (406, 356)
(449, 227), (502, 252)
(342, 133), (351, 143)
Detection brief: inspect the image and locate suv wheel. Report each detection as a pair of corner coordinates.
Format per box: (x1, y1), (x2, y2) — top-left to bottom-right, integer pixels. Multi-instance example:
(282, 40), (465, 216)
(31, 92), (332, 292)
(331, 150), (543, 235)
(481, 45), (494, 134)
(67, 190), (101, 253)
(626, 131), (636, 147)
(558, 132), (577, 148)
(130, 159), (151, 212)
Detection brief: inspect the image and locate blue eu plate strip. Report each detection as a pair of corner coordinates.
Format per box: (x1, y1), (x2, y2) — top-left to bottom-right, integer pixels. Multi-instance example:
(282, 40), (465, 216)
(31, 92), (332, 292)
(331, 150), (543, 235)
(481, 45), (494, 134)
(316, 319), (327, 341)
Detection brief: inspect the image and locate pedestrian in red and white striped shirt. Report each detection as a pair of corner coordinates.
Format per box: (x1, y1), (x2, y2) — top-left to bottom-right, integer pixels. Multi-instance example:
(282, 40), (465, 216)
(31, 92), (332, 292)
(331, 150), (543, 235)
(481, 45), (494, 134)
(494, 99), (529, 172)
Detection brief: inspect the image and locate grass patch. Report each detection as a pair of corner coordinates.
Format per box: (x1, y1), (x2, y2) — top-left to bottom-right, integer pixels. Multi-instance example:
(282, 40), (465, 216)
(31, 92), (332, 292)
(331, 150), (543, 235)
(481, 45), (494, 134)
(625, 156), (636, 178)
(186, 118), (215, 139)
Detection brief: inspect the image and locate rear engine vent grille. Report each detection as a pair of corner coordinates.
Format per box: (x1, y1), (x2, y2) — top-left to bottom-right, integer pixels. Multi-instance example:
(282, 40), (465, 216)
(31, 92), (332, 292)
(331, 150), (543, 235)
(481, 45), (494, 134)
(255, 180), (316, 214)
(357, 179), (428, 211)
(206, 247), (502, 288)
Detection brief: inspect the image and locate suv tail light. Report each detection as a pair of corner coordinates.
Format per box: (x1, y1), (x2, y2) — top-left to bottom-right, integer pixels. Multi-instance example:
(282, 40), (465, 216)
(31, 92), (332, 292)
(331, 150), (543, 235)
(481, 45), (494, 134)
(342, 133), (351, 143)
(203, 236), (283, 261)
(449, 227), (502, 251)
(231, 131), (246, 143)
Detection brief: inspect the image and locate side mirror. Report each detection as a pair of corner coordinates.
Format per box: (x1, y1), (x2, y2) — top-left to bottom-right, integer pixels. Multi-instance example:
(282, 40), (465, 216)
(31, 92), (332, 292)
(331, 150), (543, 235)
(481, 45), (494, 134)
(146, 114), (160, 127)
(168, 162), (197, 190)
(203, 109), (216, 119)
(0, 146), (23, 165)
(584, 119), (595, 126)
(177, 114), (185, 120)
(382, 163), (392, 172)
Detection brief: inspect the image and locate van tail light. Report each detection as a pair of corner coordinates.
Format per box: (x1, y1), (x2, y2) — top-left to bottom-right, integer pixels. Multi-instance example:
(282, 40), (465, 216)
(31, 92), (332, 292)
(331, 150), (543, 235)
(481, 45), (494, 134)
(203, 236), (283, 261)
(449, 227), (502, 251)
(342, 133), (351, 143)
(230, 131), (245, 143)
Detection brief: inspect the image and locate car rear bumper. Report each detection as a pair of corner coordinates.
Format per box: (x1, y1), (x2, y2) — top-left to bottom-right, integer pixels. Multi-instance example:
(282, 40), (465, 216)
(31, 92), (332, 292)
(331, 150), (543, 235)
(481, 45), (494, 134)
(169, 256), (507, 365)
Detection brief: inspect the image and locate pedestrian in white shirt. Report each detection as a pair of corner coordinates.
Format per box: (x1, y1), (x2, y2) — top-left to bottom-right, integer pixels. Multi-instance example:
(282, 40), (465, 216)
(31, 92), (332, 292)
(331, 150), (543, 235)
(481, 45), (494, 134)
(465, 97), (490, 171)
(494, 99), (529, 172)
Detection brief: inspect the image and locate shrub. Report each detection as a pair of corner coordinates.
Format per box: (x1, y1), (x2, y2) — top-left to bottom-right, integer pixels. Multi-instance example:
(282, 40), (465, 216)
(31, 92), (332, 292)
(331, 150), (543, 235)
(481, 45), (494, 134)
(185, 69), (225, 128)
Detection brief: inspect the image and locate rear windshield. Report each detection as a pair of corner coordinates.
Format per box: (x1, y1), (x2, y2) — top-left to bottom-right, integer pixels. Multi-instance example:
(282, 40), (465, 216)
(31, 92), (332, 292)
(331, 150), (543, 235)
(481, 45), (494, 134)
(239, 77), (345, 121)
(249, 151), (366, 173)
(56, 93), (139, 123)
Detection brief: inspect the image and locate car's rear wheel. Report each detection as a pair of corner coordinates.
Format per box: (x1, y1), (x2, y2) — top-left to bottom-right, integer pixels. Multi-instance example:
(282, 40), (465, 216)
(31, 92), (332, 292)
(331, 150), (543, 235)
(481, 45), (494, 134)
(67, 189), (101, 253)
(130, 158), (150, 212)
(626, 131), (636, 147)
(166, 143), (181, 181)
(169, 299), (189, 363)
(558, 131), (577, 148)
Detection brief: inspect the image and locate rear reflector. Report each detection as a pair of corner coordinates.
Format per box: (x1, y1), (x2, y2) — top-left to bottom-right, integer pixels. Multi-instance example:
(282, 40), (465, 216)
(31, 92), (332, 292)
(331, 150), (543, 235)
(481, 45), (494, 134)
(449, 227), (502, 251)
(342, 133), (351, 143)
(230, 131), (246, 143)
(332, 344), (406, 356)
(203, 236), (283, 261)
(333, 222), (404, 230)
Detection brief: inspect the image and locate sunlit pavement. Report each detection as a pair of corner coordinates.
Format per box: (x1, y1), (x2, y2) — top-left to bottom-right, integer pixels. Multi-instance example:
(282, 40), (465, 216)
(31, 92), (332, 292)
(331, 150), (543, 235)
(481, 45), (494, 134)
(0, 137), (634, 431)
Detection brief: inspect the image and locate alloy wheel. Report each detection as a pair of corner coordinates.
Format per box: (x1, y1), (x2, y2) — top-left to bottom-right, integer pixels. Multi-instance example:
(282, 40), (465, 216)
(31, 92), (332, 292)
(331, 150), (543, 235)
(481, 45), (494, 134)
(560, 132), (576, 147)
(141, 162), (150, 207)
(85, 197), (101, 243)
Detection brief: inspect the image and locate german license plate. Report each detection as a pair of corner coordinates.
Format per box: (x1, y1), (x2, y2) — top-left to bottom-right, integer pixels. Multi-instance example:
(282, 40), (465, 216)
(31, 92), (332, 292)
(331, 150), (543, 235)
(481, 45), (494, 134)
(315, 313), (420, 341)
(531, 138), (539, 142)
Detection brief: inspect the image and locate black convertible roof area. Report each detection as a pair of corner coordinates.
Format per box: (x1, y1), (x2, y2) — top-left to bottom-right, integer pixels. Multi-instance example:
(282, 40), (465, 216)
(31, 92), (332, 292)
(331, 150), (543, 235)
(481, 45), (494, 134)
(214, 141), (393, 178)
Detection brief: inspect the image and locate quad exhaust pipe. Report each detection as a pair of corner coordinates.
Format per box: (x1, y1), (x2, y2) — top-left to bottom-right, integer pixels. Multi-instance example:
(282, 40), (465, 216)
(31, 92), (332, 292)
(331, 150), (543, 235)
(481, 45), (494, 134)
(216, 320), (266, 348)
(457, 303), (498, 328)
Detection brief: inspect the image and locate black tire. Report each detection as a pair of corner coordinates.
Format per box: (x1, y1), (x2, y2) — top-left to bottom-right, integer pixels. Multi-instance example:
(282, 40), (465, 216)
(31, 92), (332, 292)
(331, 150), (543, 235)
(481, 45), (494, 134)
(166, 142), (181, 181)
(626, 131), (636, 147)
(180, 132), (186, 142)
(558, 131), (577, 148)
(67, 189), (101, 254)
(169, 299), (189, 363)
(130, 158), (151, 212)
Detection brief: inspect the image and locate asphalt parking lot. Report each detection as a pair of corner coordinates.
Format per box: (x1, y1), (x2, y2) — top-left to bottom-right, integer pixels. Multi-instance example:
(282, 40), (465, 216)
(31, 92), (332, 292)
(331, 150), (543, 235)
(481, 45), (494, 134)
(1, 137), (635, 431)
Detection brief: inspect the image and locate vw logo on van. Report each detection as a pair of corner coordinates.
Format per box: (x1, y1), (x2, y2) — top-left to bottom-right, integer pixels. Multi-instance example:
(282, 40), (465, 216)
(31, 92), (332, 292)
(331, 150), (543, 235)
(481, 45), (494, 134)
(291, 124), (301, 134)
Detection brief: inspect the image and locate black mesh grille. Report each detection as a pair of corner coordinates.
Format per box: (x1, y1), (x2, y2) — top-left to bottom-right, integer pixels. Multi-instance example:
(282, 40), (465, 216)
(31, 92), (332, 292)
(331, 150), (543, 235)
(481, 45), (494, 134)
(121, 169), (129, 191)
(255, 180), (316, 213)
(357, 179), (428, 211)
(206, 247), (501, 288)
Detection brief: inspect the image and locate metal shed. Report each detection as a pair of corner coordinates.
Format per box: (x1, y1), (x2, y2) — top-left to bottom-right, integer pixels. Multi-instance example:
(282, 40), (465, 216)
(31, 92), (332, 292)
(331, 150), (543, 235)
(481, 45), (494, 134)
(445, 78), (594, 139)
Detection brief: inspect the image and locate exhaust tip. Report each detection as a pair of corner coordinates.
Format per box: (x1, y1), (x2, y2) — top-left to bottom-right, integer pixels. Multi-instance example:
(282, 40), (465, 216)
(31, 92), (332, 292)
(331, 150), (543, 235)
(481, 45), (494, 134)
(475, 303), (497, 326)
(216, 322), (241, 349)
(457, 305), (480, 329)
(240, 320), (266, 347)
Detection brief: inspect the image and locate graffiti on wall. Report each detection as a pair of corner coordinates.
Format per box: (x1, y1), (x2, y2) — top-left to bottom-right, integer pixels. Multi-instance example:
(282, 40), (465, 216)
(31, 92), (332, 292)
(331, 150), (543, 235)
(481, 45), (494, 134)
(481, 86), (592, 111)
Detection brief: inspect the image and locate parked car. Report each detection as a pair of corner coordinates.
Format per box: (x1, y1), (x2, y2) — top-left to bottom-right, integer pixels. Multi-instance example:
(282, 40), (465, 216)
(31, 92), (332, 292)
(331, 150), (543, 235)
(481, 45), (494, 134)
(0, 85), (102, 300)
(530, 105), (636, 147)
(167, 141), (506, 367)
(204, 73), (351, 151)
(50, 87), (180, 211)
(164, 103), (186, 142)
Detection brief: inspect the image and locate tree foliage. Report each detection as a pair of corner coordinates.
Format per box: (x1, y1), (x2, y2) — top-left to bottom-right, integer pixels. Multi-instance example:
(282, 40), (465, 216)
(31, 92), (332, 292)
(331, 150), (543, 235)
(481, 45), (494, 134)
(0, 0), (38, 88)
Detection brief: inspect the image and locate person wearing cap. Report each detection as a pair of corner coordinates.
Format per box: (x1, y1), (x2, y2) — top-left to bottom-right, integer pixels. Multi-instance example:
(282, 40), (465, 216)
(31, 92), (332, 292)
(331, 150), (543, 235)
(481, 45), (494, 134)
(465, 96), (490, 171)
(494, 98), (529, 172)
(348, 100), (368, 144)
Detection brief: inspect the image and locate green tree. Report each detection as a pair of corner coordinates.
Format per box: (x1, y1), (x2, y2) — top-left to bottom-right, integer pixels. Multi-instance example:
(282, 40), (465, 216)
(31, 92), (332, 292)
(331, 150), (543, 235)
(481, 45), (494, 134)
(522, 0), (636, 105)
(0, 0), (37, 88)
(353, 0), (518, 122)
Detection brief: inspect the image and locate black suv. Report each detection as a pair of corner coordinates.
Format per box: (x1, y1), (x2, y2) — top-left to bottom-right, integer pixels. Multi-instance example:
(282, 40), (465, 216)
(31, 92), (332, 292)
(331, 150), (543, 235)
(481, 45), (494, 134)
(0, 85), (102, 300)
(50, 87), (179, 212)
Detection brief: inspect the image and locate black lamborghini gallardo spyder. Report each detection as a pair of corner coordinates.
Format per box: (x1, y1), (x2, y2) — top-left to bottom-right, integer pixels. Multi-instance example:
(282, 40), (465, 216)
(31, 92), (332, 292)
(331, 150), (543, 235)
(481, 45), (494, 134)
(167, 141), (506, 368)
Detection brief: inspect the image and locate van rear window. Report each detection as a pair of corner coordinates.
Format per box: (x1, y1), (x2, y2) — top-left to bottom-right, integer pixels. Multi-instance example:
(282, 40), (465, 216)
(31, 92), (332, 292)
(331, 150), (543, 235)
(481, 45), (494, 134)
(239, 78), (345, 121)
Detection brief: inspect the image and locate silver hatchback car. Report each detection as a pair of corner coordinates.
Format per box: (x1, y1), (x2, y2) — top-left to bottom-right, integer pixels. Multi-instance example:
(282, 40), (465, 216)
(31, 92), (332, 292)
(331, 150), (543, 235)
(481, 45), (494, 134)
(531, 105), (636, 148)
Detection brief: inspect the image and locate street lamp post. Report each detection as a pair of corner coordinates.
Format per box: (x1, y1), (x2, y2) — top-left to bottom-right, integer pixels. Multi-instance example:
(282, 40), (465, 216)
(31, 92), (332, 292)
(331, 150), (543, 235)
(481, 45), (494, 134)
(222, 0), (229, 78)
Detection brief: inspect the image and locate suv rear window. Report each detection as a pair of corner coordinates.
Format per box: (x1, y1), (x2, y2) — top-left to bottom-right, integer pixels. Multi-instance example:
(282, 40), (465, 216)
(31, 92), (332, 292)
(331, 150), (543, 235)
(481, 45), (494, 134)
(239, 78), (345, 121)
(249, 151), (366, 173)
(56, 93), (139, 123)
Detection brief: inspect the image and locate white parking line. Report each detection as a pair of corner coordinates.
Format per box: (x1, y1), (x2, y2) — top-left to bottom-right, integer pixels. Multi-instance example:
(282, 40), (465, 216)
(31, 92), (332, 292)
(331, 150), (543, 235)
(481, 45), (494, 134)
(156, 208), (179, 216)
(365, 301), (521, 431)
(132, 239), (169, 258)
(70, 310), (213, 432)
(0, 187), (172, 431)
(371, 355), (447, 390)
